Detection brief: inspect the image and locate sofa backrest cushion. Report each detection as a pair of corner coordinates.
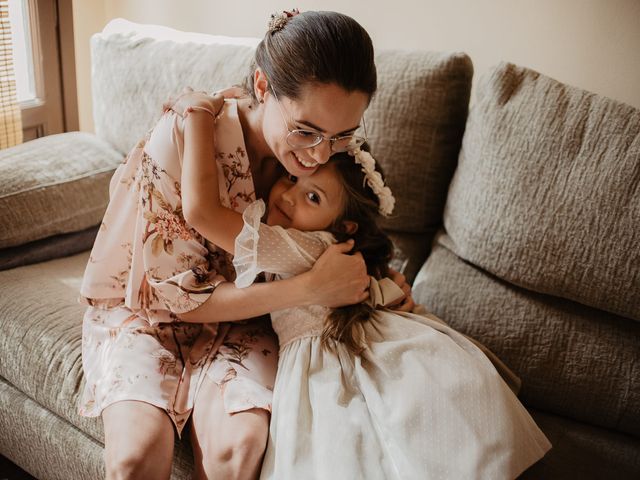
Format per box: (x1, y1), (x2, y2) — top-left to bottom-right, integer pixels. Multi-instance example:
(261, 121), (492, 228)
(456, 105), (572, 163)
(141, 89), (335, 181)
(414, 240), (640, 437)
(443, 62), (640, 321)
(91, 19), (472, 239)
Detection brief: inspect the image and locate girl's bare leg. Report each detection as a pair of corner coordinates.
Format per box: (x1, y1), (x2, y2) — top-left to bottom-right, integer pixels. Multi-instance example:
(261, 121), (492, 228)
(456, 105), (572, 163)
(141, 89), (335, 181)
(102, 400), (175, 480)
(190, 376), (269, 480)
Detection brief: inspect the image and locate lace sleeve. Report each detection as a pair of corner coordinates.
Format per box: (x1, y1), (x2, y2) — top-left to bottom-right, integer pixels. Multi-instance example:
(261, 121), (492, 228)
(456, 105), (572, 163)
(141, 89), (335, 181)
(233, 200), (335, 287)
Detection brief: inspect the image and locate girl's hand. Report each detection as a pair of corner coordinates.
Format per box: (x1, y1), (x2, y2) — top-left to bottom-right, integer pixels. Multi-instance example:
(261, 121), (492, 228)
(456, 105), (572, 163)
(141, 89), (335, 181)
(163, 86), (244, 118)
(386, 268), (416, 312)
(302, 240), (370, 307)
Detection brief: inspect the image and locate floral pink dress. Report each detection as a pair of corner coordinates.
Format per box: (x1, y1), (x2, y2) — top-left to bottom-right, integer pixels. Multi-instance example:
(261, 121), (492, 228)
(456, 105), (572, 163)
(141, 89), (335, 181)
(79, 100), (278, 437)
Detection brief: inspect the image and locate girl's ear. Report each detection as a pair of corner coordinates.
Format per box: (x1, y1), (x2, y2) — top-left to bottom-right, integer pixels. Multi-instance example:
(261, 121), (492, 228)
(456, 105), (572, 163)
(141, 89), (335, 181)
(342, 220), (359, 235)
(254, 68), (268, 103)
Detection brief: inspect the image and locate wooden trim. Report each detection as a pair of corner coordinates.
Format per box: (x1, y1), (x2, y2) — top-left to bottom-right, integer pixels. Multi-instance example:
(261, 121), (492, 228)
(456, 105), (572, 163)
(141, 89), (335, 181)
(38, 0), (63, 134)
(19, 0), (76, 137)
(27, 0), (44, 106)
(57, 0), (77, 131)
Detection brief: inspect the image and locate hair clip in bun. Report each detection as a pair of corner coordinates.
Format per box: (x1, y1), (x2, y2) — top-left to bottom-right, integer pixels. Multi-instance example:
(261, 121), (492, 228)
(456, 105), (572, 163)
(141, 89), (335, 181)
(268, 8), (300, 33)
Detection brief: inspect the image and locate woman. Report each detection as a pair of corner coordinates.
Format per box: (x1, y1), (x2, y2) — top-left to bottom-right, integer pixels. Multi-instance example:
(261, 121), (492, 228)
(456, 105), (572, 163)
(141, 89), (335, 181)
(79, 10), (410, 480)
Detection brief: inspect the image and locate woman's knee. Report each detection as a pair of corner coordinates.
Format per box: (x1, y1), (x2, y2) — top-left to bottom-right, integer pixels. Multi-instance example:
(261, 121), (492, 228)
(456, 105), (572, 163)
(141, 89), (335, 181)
(200, 409), (269, 477)
(218, 417), (269, 461)
(102, 401), (174, 480)
(105, 438), (174, 480)
(104, 448), (150, 480)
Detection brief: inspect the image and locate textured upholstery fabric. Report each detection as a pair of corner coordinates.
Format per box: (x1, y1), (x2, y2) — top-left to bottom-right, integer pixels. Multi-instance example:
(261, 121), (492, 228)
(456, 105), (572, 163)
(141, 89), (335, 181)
(0, 225), (99, 271)
(0, 253), (103, 443)
(0, 378), (106, 480)
(367, 50), (472, 234)
(91, 19), (260, 155)
(442, 62), (640, 321)
(0, 132), (123, 249)
(413, 240), (640, 437)
(522, 409), (640, 479)
(0, 377), (195, 480)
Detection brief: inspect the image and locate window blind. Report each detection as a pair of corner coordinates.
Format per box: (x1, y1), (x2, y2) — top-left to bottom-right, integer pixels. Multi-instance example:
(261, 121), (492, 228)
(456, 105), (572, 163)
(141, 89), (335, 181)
(0, 0), (22, 149)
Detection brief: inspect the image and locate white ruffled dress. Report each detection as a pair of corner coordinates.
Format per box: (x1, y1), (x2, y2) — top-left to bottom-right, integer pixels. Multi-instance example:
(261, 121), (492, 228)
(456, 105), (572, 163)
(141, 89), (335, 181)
(234, 200), (551, 480)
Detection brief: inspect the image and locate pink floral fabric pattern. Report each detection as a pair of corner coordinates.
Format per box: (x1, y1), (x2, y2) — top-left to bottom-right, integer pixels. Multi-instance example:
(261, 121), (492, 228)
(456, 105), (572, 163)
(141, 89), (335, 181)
(79, 100), (278, 436)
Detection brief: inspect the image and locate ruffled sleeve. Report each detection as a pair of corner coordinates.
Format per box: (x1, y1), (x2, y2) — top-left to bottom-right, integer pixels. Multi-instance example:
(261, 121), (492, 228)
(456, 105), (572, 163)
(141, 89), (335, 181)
(233, 200), (335, 288)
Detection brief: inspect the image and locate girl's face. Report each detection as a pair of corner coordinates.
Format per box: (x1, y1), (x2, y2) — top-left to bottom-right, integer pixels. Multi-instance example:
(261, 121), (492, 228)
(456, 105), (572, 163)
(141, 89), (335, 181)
(260, 78), (369, 178)
(266, 163), (346, 231)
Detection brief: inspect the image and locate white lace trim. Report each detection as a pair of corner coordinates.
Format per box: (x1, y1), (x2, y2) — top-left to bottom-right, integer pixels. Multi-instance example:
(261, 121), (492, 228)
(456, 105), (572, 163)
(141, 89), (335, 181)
(233, 199), (267, 288)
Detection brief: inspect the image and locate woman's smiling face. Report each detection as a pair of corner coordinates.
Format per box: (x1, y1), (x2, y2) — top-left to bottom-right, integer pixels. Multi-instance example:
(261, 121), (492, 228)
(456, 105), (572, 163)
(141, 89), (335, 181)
(266, 163), (346, 231)
(260, 79), (369, 178)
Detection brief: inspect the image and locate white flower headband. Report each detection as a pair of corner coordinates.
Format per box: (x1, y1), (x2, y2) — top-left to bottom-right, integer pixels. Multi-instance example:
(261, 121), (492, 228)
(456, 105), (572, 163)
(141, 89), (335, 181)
(349, 148), (395, 217)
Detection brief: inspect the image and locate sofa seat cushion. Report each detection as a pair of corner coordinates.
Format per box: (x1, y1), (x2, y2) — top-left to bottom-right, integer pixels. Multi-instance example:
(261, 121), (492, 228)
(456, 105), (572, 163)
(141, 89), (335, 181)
(442, 62), (640, 321)
(0, 377), (197, 479)
(0, 226), (99, 271)
(413, 240), (640, 438)
(0, 252), (103, 442)
(522, 409), (640, 479)
(0, 132), (123, 249)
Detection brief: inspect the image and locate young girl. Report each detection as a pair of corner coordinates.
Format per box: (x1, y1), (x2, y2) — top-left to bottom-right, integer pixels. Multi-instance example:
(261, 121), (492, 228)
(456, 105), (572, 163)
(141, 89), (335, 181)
(177, 116), (551, 477)
(78, 10), (414, 480)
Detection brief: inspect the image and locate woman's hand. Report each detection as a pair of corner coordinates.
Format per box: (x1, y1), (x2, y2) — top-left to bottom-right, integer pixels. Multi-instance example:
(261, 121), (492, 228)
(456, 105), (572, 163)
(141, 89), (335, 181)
(386, 268), (416, 312)
(301, 240), (370, 308)
(163, 86), (245, 118)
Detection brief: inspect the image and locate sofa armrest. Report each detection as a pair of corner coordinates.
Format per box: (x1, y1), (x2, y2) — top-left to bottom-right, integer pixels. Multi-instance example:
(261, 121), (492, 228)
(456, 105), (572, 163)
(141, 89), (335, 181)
(0, 132), (123, 254)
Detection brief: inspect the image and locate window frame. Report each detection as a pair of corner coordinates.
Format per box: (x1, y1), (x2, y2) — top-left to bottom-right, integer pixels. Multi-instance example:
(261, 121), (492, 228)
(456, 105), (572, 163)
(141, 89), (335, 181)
(19, 0), (77, 140)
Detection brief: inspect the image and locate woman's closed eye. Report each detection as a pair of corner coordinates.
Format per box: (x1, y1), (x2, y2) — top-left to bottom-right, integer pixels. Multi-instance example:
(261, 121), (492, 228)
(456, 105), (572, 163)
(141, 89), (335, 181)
(295, 129), (319, 138)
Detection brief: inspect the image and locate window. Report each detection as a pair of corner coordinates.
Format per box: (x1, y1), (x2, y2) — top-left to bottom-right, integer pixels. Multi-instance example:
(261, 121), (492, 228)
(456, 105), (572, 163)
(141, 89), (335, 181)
(8, 0), (77, 140)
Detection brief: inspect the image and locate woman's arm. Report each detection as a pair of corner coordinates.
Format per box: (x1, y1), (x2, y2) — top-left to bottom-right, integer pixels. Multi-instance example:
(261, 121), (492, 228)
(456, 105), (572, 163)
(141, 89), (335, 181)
(179, 241), (371, 323)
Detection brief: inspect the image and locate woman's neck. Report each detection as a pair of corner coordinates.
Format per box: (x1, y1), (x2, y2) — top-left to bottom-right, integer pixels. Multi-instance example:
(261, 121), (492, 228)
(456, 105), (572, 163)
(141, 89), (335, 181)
(237, 97), (281, 200)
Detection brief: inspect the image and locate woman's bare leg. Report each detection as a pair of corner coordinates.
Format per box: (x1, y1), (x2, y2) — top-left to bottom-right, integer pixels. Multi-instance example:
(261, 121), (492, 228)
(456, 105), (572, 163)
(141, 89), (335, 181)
(190, 376), (269, 480)
(102, 400), (175, 480)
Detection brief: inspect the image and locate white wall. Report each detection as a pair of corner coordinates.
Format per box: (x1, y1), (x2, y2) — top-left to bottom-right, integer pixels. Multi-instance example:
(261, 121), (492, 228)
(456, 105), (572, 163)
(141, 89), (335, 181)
(73, 0), (640, 132)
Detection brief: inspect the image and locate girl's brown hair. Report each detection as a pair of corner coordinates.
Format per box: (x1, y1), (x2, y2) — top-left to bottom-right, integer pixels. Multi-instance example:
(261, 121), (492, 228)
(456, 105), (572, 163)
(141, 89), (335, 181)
(245, 11), (377, 101)
(321, 147), (394, 354)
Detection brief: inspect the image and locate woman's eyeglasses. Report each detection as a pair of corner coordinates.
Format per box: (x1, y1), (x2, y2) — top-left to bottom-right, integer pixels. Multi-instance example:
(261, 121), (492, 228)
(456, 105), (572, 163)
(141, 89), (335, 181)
(270, 86), (367, 153)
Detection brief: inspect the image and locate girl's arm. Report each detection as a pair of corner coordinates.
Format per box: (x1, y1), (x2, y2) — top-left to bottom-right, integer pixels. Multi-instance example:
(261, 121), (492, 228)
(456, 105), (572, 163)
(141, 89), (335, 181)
(180, 100), (244, 253)
(179, 241), (371, 323)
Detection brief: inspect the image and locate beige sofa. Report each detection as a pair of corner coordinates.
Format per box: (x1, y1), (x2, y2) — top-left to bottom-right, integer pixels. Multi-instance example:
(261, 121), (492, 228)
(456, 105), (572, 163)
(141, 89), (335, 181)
(0, 19), (638, 479)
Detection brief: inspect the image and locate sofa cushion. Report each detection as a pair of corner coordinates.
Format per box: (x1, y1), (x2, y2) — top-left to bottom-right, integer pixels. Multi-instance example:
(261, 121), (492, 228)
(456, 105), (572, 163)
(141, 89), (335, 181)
(91, 19), (259, 156)
(370, 50), (472, 279)
(0, 252), (103, 442)
(522, 409), (640, 479)
(442, 62), (640, 321)
(413, 240), (640, 438)
(0, 225), (99, 271)
(0, 132), (123, 249)
(367, 50), (472, 234)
